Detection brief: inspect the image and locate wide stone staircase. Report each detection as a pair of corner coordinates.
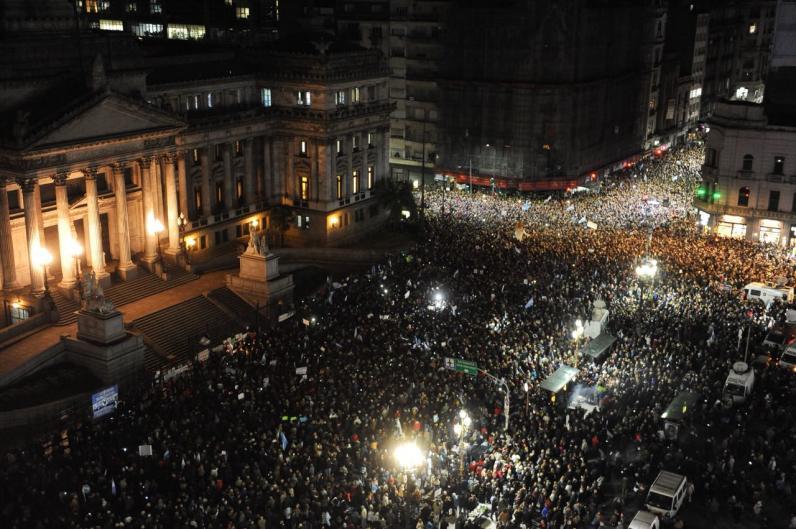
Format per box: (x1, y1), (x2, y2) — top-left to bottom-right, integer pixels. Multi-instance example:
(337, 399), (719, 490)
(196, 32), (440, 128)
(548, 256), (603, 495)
(50, 290), (80, 326)
(130, 296), (243, 372)
(104, 269), (197, 307)
(206, 287), (259, 327)
(51, 268), (199, 326)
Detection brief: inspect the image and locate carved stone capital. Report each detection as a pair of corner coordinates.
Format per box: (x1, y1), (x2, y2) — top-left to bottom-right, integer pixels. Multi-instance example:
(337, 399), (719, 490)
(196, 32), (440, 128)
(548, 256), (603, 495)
(17, 177), (38, 193)
(82, 167), (99, 180)
(110, 162), (126, 176)
(52, 171), (69, 186)
(138, 156), (153, 169)
(161, 152), (177, 164)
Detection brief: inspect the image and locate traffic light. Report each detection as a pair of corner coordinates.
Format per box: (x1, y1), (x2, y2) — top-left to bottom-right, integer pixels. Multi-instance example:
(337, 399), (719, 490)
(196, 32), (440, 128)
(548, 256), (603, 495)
(712, 191), (721, 201)
(696, 187), (706, 198)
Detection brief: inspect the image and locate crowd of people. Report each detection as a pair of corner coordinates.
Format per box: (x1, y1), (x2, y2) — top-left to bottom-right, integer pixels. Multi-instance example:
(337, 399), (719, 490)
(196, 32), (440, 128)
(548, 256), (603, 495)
(2, 144), (795, 529)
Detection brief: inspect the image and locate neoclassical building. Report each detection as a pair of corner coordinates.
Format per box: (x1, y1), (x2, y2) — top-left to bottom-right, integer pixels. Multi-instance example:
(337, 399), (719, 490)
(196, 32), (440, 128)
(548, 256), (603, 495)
(0, 27), (392, 319)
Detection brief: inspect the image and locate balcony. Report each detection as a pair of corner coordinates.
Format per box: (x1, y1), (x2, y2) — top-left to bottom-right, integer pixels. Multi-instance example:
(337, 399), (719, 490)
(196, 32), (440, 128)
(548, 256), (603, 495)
(695, 197), (796, 223)
(735, 170), (755, 179)
(767, 173), (784, 183)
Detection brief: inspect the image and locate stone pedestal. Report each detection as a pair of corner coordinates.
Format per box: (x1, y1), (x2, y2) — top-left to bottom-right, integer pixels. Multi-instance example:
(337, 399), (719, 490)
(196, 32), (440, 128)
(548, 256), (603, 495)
(227, 252), (294, 309)
(117, 262), (140, 281)
(67, 308), (144, 385)
(77, 309), (126, 344)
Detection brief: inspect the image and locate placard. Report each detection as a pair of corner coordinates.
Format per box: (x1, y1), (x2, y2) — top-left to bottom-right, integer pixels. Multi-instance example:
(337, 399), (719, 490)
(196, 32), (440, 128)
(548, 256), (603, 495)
(91, 385), (119, 419)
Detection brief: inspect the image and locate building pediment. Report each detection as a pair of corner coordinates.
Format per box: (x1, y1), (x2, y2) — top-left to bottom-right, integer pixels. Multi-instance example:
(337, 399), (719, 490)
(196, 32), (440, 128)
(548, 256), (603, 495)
(28, 93), (185, 151)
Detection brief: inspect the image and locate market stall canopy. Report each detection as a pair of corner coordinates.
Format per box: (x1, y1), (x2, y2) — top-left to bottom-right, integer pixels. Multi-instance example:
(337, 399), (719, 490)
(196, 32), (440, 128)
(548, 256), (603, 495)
(540, 365), (579, 393)
(581, 333), (617, 361)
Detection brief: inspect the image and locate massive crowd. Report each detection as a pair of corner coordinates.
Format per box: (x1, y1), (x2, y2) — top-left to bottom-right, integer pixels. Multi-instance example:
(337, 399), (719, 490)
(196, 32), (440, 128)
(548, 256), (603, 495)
(2, 144), (796, 529)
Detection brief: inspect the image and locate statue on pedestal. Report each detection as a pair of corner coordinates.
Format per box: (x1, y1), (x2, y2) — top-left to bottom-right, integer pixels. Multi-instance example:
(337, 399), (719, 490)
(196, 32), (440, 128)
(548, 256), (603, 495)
(245, 229), (269, 257)
(81, 271), (116, 314)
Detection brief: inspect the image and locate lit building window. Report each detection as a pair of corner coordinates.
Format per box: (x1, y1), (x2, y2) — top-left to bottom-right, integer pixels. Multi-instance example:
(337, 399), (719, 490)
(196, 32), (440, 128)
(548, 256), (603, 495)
(126, 2), (137, 12)
(85, 0), (99, 13)
(236, 7), (250, 19)
(150, 1), (162, 14)
(353, 135), (360, 150)
(235, 141), (242, 156)
(689, 87), (702, 99)
(352, 170), (360, 194)
(167, 24), (205, 40)
(194, 188), (202, 210)
(367, 132), (374, 146)
(99, 0), (110, 11)
(300, 140), (307, 154)
(296, 90), (311, 106)
(300, 176), (309, 201)
(335, 90), (346, 105)
(260, 88), (272, 107)
(336, 139), (343, 155)
(99, 19), (124, 31)
(351, 87), (360, 103)
(207, 93), (214, 108)
(132, 23), (163, 37)
(336, 175), (343, 199)
(225, 0), (232, 5)
(367, 166), (374, 189)
(749, 23), (757, 34)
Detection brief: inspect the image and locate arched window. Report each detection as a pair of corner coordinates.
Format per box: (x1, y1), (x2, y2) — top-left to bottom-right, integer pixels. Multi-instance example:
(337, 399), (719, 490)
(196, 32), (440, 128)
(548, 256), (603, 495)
(742, 154), (754, 171)
(738, 186), (750, 207)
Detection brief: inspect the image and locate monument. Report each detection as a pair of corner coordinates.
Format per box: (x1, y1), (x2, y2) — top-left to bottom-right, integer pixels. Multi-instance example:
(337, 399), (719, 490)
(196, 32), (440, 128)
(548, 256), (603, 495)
(226, 229), (294, 313)
(64, 271), (144, 385)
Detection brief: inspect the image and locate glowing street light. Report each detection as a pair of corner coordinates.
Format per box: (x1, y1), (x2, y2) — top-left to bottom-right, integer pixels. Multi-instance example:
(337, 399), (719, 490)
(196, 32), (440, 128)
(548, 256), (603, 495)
(635, 258), (658, 311)
(67, 238), (84, 298)
(571, 319), (584, 368)
(454, 410), (472, 476)
(394, 442), (424, 470)
(32, 245), (53, 294)
(148, 217), (166, 274)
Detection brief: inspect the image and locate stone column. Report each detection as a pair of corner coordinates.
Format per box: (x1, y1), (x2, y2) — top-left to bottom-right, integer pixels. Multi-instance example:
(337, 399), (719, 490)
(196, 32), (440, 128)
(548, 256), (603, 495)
(262, 137), (272, 200)
(20, 178), (45, 295)
(163, 153), (180, 254)
(54, 172), (76, 289)
(0, 179), (20, 290)
(176, 150), (188, 218)
(154, 158), (165, 225)
(139, 157), (159, 265)
(83, 168), (109, 285)
(112, 163), (137, 280)
(199, 148), (212, 217)
(244, 139), (255, 206)
(223, 143), (235, 211)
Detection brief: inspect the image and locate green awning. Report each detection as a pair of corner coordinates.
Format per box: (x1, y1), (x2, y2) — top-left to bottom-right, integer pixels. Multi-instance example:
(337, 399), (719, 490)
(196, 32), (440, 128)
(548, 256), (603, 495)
(540, 365), (579, 393)
(581, 333), (617, 361)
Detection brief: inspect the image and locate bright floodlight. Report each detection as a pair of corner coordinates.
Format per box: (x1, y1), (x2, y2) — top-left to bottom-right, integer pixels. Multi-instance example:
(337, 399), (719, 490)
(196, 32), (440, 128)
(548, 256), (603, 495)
(458, 409), (467, 420)
(394, 442), (424, 469)
(453, 423), (463, 435)
(524, 382), (529, 392)
(32, 246), (53, 267)
(67, 238), (83, 258)
(575, 319), (583, 329)
(463, 416), (472, 427)
(635, 258), (658, 279)
(147, 216), (165, 235)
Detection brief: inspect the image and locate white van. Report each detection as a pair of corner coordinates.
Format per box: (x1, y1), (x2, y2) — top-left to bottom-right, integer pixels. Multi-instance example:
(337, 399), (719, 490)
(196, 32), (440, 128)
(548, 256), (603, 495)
(723, 361), (755, 403)
(743, 282), (794, 306)
(628, 510), (660, 529)
(645, 471), (688, 519)
(780, 345), (796, 373)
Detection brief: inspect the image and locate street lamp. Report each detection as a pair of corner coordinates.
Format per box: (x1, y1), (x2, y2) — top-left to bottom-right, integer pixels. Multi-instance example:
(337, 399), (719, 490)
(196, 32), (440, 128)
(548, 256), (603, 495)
(32, 245), (53, 295)
(453, 410), (472, 478)
(67, 238), (84, 299)
(571, 319), (584, 368)
(394, 442), (424, 471)
(148, 217), (165, 275)
(524, 381), (529, 415)
(635, 258), (658, 310)
(177, 213), (189, 267)
(184, 236), (196, 265)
